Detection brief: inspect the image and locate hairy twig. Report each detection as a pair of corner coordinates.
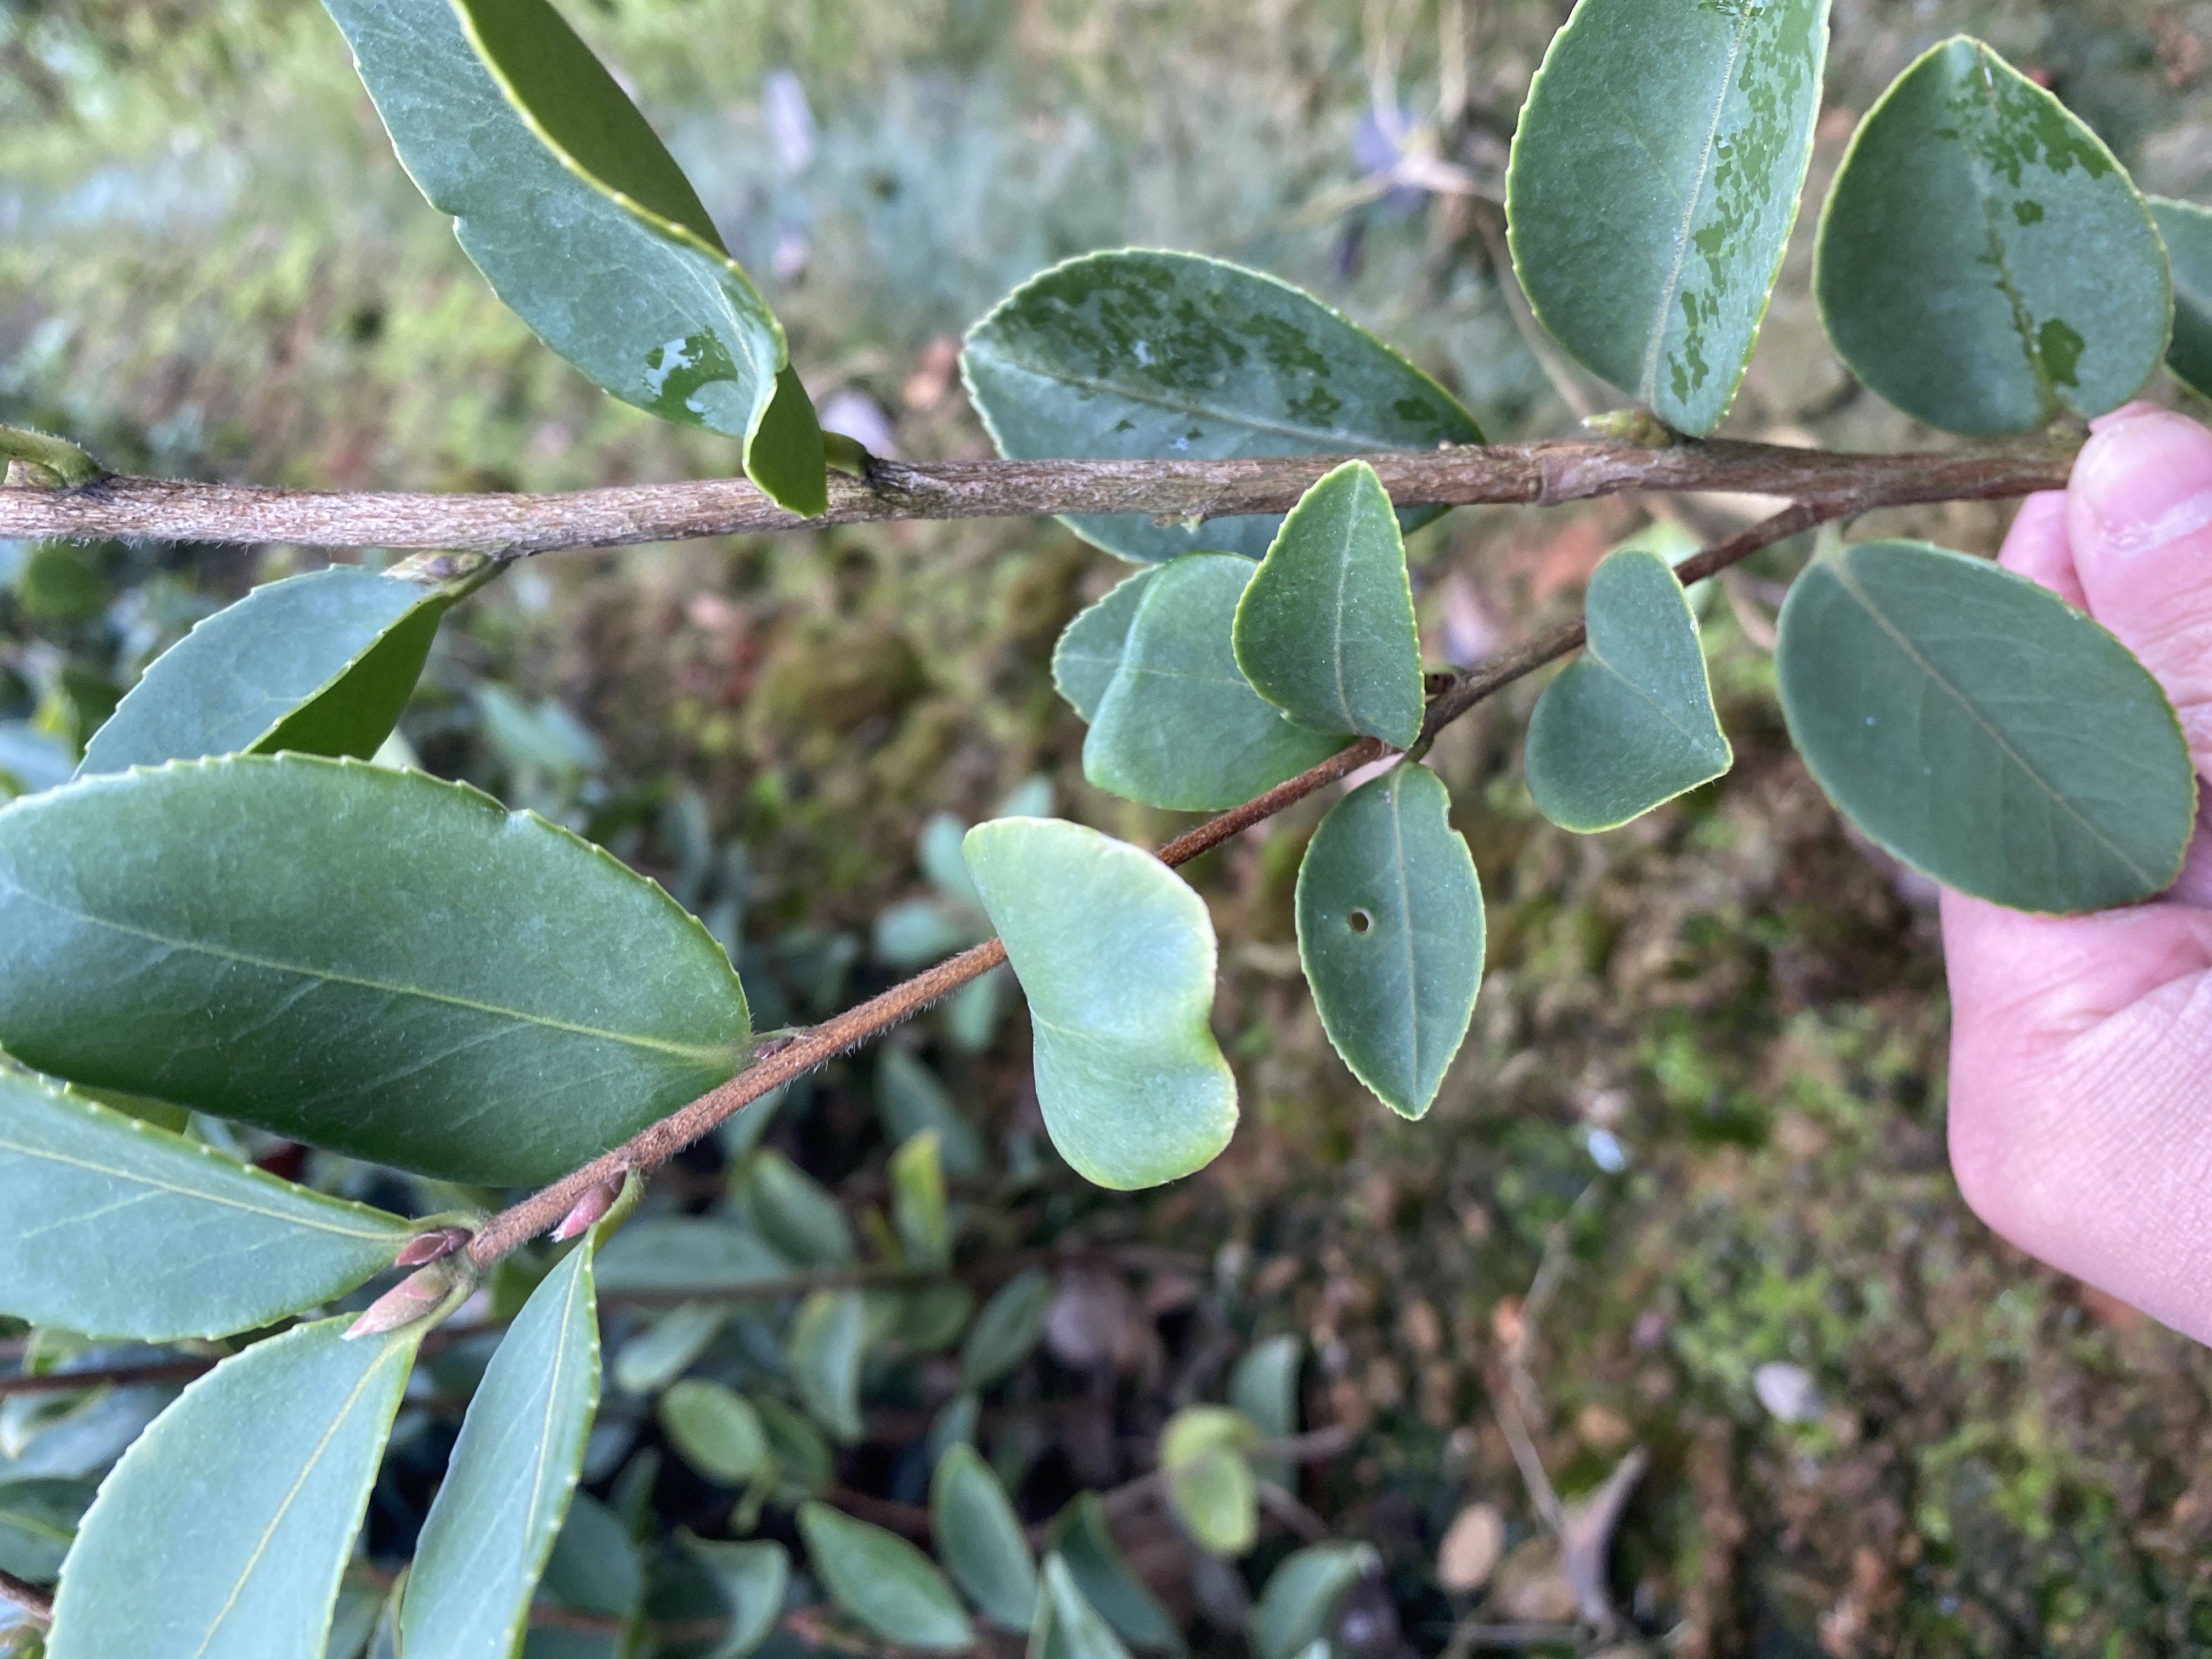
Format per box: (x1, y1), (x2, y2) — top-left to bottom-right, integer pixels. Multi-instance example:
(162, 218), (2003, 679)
(0, 1568), (52, 1624)
(0, 437), (2068, 557)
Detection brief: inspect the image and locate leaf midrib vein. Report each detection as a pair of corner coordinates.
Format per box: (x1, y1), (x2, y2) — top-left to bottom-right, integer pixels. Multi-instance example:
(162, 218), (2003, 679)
(985, 351), (1408, 449)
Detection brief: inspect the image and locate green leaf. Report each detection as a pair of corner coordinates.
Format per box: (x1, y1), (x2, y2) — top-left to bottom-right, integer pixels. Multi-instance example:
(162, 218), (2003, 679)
(1776, 539), (2197, 912)
(0, 1479), (93, 1585)
(754, 1397), (833, 1499)
(1090, 554), (1349, 809)
(1814, 36), (2170, 435)
(0, 755), (750, 1185)
(876, 1050), (988, 1179)
(1228, 1336), (1300, 1488)
(1525, 547), (1732, 832)
(401, 1218), (608, 1659)
(0, 426), (104, 489)
(1031, 1555), (1130, 1659)
(678, 1534), (789, 1659)
(661, 1380), (769, 1485)
(963, 250), (1482, 565)
(78, 569), (447, 778)
(960, 1268), (1052, 1392)
(797, 1502), (974, 1651)
(0, 1072), (414, 1341)
(1053, 569), (1161, 724)
(528, 1492), (642, 1659)
(613, 1302), (727, 1397)
(2152, 196), (2212, 400)
(319, 0), (824, 514)
(963, 819), (1238, 1188)
(930, 1443), (1038, 1629)
(1249, 1543), (1379, 1659)
(742, 1150), (855, 1268)
(1505, 0), (1829, 436)
(46, 1318), (417, 1659)
(1295, 767), (1483, 1120)
(1046, 1495), (1181, 1654)
(1158, 1407), (1259, 1557)
(889, 1131), (953, 1272)
(595, 1218), (789, 1297)
(788, 1290), (867, 1445)
(1232, 461), (1424, 747)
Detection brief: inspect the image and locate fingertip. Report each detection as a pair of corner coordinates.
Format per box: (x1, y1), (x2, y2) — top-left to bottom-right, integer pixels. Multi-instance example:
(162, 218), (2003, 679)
(1997, 491), (2084, 607)
(2070, 411), (2212, 568)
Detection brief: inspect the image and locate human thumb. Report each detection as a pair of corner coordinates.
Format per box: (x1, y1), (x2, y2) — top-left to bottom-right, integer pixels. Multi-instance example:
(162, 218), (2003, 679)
(2067, 409), (2212, 775)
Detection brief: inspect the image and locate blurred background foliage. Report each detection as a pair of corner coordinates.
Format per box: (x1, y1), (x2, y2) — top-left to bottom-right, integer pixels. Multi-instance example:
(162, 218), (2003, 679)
(8, 0), (2212, 1652)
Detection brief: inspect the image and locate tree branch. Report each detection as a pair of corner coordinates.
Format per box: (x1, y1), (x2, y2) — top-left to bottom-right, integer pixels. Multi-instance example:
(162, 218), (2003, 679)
(0, 1568), (52, 1625)
(0, 437), (2069, 558)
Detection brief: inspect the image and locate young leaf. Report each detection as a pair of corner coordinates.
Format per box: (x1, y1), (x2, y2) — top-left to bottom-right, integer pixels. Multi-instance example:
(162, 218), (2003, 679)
(1086, 556), (1347, 811)
(742, 1150), (855, 1267)
(788, 1290), (867, 1444)
(877, 1049), (988, 1179)
(678, 1534), (790, 1659)
(1778, 539), (2197, 912)
(1046, 1495), (1182, 1654)
(594, 1218), (790, 1297)
(1053, 568), (1161, 724)
(1232, 461), (1424, 747)
(889, 1131), (953, 1271)
(797, 1502), (975, 1651)
(2152, 196), (2212, 400)
(1815, 36), (2170, 435)
(613, 1302), (727, 1397)
(1295, 767), (1483, 1120)
(1032, 1554), (1131, 1659)
(77, 568), (448, 777)
(1506, 0), (1830, 436)
(0, 1072), (414, 1341)
(1249, 1543), (1380, 1659)
(660, 1380), (769, 1485)
(46, 1318), (418, 1659)
(963, 819), (1238, 1188)
(1524, 546), (1732, 832)
(0, 755), (751, 1185)
(318, 0), (825, 514)
(960, 1268), (1052, 1392)
(930, 1443), (1039, 1629)
(963, 249), (1482, 565)
(1158, 1407), (1260, 1557)
(400, 1216), (609, 1659)
(1228, 1336), (1301, 1488)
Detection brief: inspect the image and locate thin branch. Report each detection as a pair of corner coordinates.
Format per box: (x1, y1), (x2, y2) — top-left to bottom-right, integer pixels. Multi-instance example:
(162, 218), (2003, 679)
(0, 1568), (52, 1624)
(0, 437), (2070, 557)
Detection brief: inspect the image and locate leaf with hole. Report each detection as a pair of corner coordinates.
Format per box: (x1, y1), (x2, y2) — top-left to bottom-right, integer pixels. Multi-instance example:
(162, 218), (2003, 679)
(78, 568), (448, 777)
(1506, 0), (1829, 436)
(2153, 196), (2212, 400)
(930, 1442), (1038, 1628)
(1249, 1543), (1379, 1659)
(661, 1380), (769, 1486)
(1032, 1554), (1131, 1659)
(1525, 547), (1731, 832)
(678, 1534), (789, 1659)
(788, 1290), (867, 1444)
(1053, 568), (1161, 724)
(798, 1502), (974, 1651)
(1158, 1407), (1260, 1556)
(963, 249), (1481, 565)
(401, 1212), (611, 1659)
(0, 755), (751, 1185)
(1232, 460), (1423, 747)
(960, 1268), (1052, 1392)
(46, 1318), (418, 1659)
(1776, 539), (2197, 912)
(1085, 556), (1347, 811)
(1296, 766), (1484, 1120)
(318, 0), (823, 512)
(1815, 36), (2169, 434)
(964, 819), (1237, 1188)
(0, 1071), (414, 1341)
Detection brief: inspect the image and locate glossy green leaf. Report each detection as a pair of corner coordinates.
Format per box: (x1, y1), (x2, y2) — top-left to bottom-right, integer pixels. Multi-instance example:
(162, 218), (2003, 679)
(402, 1217), (609, 1659)
(1506, 0), (1829, 435)
(78, 568), (447, 778)
(930, 1443), (1037, 1629)
(1249, 1543), (1379, 1659)
(797, 1502), (974, 1651)
(595, 1218), (789, 1296)
(319, 0), (825, 514)
(1053, 569), (1160, 724)
(0, 1071), (413, 1341)
(743, 1150), (855, 1268)
(1814, 36), (2169, 434)
(1525, 547), (1731, 832)
(47, 1318), (417, 1659)
(876, 1050), (988, 1179)
(0, 1479), (92, 1585)
(963, 819), (1238, 1188)
(1232, 461), (1423, 747)
(963, 250), (1482, 565)
(788, 1290), (866, 1444)
(1228, 1336), (1300, 1488)
(1046, 1494), (1181, 1653)
(1032, 1555), (1130, 1659)
(889, 1131), (952, 1272)
(661, 1380), (768, 1485)
(613, 1302), (726, 1396)
(1776, 539), (2197, 912)
(960, 1268), (1052, 1392)
(1295, 768), (1483, 1120)
(2152, 196), (2212, 400)
(0, 755), (750, 1185)
(679, 1534), (789, 1659)
(1158, 1407), (1259, 1557)
(1086, 556), (1348, 810)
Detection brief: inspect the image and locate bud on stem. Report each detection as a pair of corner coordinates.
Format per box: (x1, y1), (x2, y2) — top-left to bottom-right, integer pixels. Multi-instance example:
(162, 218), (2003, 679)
(345, 1254), (477, 1340)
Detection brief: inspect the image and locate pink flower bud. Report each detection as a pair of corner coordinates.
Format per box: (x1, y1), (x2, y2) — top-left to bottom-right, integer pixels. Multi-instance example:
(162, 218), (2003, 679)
(394, 1226), (472, 1268)
(550, 1177), (624, 1243)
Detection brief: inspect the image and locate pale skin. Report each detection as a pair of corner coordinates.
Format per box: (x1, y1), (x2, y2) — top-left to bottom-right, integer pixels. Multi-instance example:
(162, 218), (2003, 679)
(1944, 404), (2212, 1342)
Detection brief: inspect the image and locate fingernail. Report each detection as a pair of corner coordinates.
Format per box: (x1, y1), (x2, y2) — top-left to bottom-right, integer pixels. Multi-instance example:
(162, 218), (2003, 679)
(2075, 413), (2212, 560)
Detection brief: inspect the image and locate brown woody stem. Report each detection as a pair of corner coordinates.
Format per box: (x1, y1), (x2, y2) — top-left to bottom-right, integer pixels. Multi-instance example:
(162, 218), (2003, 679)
(0, 1568), (52, 1625)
